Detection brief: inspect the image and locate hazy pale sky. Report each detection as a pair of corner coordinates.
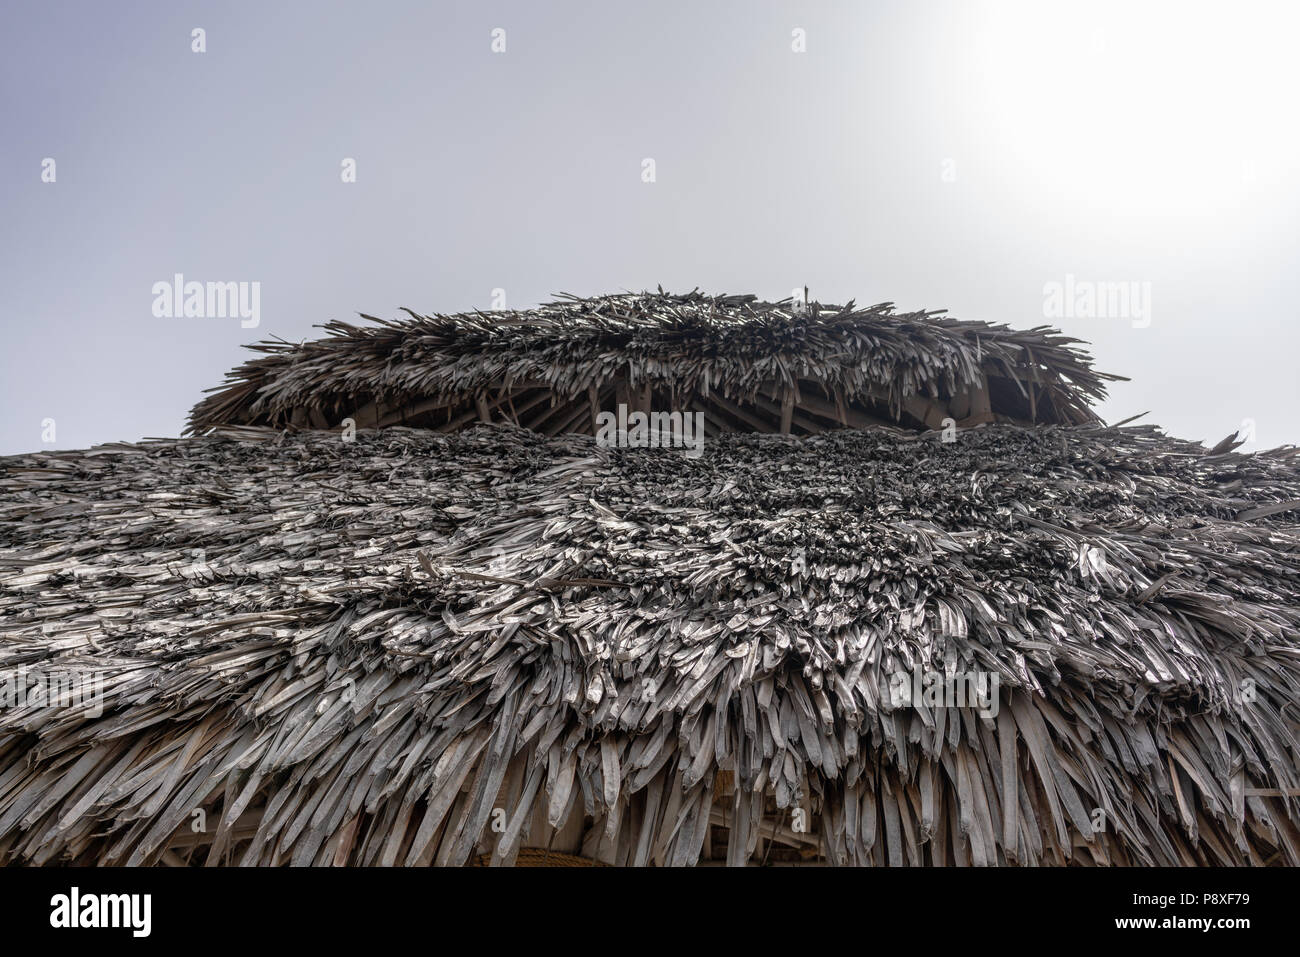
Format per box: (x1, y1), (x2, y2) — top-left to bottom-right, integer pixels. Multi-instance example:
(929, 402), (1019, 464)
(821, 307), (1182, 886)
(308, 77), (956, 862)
(3, 0), (1298, 454)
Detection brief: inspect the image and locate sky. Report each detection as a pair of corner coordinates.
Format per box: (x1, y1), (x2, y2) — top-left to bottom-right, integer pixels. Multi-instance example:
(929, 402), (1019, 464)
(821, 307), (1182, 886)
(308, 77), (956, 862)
(3, 0), (1298, 454)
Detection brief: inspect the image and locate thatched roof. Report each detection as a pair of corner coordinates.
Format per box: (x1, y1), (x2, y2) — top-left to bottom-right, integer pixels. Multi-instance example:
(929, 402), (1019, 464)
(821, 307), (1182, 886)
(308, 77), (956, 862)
(3, 412), (1300, 865)
(187, 291), (1123, 435)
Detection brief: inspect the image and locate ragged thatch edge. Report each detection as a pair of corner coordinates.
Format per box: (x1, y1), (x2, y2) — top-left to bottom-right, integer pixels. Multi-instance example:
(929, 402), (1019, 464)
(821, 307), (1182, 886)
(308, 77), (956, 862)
(185, 290), (1125, 435)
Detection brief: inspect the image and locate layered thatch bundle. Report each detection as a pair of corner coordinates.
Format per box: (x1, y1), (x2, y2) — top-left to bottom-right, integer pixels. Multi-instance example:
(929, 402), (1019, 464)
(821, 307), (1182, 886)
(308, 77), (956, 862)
(2, 291), (1299, 866)
(188, 290), (1121, 435)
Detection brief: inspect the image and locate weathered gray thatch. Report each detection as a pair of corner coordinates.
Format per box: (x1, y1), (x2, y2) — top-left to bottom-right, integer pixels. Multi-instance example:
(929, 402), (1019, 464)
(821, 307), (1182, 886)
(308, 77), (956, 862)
(2, 291), (1299, 866)
(187, 290), (1123, 435)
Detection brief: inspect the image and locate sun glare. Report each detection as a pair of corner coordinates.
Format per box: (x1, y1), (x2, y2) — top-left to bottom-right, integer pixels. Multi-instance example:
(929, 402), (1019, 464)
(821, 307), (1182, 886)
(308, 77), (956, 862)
(963, 0), (1300, 222)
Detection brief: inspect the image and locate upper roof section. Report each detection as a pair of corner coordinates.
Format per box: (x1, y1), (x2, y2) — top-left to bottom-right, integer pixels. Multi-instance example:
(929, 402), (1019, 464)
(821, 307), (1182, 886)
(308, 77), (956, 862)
(187, 290), (1124, 436)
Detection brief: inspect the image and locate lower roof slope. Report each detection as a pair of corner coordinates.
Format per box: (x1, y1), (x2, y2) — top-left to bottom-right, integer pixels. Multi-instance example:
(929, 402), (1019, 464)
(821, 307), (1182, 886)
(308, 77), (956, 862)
(2, 423), (1299, 865)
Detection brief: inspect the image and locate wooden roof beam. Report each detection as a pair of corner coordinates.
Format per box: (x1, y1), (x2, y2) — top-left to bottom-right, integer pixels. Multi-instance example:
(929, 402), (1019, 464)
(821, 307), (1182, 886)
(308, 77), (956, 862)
(705, 391), (779, 433)
(959, 375), (994, 427)
(750, 394), (823, 434)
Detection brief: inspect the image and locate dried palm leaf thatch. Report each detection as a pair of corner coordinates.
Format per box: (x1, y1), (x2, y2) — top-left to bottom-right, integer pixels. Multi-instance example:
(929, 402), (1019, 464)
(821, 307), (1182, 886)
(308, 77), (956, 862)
(186, 290), (1124, 436)
(3, 418), (1299, 866)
